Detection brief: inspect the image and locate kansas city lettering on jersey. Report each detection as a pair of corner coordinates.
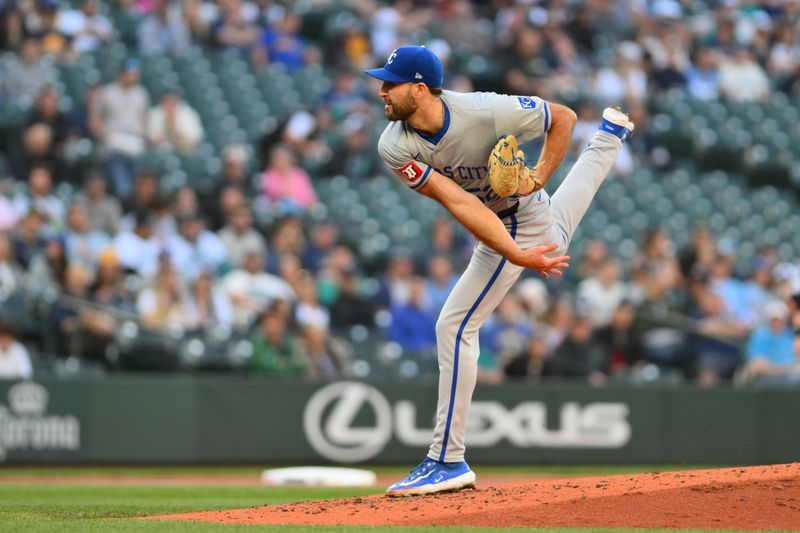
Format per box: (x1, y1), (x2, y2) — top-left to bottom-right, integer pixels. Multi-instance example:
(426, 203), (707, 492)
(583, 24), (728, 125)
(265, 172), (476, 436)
(436, 165), (488, 180)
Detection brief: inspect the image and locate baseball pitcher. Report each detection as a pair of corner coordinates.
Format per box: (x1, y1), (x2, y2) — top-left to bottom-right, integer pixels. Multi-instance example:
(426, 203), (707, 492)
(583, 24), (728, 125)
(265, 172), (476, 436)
(365, 46), (634, 496)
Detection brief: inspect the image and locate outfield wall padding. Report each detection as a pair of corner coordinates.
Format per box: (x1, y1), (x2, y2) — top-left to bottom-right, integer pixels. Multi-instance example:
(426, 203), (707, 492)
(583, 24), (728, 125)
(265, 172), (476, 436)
(0, 377), (797, 464)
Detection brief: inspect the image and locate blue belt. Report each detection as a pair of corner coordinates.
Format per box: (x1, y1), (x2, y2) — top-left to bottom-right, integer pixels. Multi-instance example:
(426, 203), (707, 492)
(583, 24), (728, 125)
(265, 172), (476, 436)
(496, 202), (519, 219)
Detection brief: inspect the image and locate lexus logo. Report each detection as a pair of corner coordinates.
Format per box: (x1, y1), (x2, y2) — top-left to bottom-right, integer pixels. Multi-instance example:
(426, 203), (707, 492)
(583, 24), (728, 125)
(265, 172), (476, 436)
(303, 382), (631, 463)
(303, 382), (393, 462)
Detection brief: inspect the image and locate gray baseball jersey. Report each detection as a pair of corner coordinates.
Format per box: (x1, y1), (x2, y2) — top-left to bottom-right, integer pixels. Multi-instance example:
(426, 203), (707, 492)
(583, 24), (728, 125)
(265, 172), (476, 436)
(378, 90), (551, 215)
(376, 89), (623, 464)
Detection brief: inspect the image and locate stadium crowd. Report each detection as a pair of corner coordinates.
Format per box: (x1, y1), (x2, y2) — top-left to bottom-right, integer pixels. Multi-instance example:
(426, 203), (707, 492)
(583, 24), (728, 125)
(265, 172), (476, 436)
(0, 0), (798, 385)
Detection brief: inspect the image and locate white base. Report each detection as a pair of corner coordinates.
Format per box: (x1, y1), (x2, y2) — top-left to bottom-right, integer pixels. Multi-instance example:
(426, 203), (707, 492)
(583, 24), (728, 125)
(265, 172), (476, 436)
(385, 470), (476, 497)
(260, 466), (376, 487)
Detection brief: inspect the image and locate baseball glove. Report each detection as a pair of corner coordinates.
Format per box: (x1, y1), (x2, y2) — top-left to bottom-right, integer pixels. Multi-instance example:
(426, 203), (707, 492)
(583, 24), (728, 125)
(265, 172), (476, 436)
(488, 135), (543, 198)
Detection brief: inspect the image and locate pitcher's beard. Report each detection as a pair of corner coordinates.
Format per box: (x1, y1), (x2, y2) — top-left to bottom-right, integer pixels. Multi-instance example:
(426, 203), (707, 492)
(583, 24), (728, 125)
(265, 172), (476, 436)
(385, 98), (417, 121)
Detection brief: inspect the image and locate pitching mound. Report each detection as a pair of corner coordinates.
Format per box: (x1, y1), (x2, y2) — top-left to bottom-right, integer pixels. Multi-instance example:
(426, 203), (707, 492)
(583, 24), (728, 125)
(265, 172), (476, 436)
(153, 463), (800, 530)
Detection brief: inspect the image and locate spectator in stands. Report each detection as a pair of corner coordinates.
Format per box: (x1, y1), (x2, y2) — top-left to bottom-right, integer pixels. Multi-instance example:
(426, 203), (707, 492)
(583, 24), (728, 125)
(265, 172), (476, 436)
(77, 248), (130, 362)
(56, 0), (113, 55)
(0, 321), (32, 379)
(708, 252), (753, 327)
(302, 220), (338, 274)
(12, 121), (65, 184)
(375, 247), (414, 308)
(74, 171), (122, 236)
(217, 204), (266, 269)
(265, 215), (305, 274)
(745, 301), (798, 385)
(631, 229), (680, 291)
(317, 72), (372, 123)
(202, 144), (252, 227)
(538, 296), (575, 356)
(187, 269), (234, 330)
(686, 47), (721, 101)
(64, 202), (110, 271)
(593, 301), (643, 374)
(30, 1), (67, 56)
(254, 11), (307, 71)
(90, 248), (132, 312)
(678, 224), (716, 281)
(26, 88), (72, 156)
(0, 232), (22, 296)
(548, 315), (608, 385)
(114, 211), (161, 278)
(329, 268), (375, 330)
(137, 265), (196, 331)
(743, 256), (777, 322)
(165, 213), (229, 281)
(221, 248), (295, 329)
(138, 0), (192, 56)
(147, 90), (203, 153)
(260, 144), (317, 214)
(719, 48), (770, 102)
(576, 240), (609, 283)
(323, 114), (380, 179)
(418, 217), (472, 271)
(13, 166), (65, 232)
(593, 42), (648, 103)
(634, 270), (693, 376)
(480, 293), (534, 368)
(210, 0), (260, 53)
(25, 234), (67, 295)
(425, 254), (457, 317)
(49, 263), (92, 358)
(388, 277), (436, 358)
(90, 59), (150, 200)
(505, 334), (548, 381)
(121, 169), (160, 217)
(0, 4), (25, 52)
(0, 179), (19, 231)
(3, 39), (54, 107)
(250, 303), (309, 378)
(577, 258), (626, 328)
(294, 272), (342, 379)
(12, 209), (47, 270)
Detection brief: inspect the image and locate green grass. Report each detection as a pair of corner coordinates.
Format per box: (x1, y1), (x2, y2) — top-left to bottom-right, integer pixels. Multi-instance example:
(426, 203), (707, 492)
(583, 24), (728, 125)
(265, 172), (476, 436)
(0, 466), (783, 533)
(0, 463), (721, 478)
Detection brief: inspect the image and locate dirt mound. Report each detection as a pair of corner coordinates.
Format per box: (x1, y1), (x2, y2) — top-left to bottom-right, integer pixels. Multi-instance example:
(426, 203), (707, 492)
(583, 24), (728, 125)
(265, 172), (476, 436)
(152, 463), (800, 530)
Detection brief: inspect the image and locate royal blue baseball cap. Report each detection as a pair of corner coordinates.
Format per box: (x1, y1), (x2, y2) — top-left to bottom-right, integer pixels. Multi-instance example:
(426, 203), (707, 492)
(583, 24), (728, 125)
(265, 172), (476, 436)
(365, 46), (443, 88)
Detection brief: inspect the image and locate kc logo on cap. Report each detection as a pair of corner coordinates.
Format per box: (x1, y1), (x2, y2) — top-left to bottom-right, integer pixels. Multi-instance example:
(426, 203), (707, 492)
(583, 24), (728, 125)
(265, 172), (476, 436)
(365, 45), (444, 88)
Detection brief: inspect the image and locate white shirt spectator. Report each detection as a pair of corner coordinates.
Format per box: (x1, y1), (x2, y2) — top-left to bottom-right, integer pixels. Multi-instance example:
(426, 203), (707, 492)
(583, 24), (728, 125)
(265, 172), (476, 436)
(3, 41), (55, 107)
(218, 228), (267, 269)
(221, 268), (295, 327)
(57, 3), (113, 53)
(576, 260), (627, 327)
(296, 302), (330, 330)
(165, 226), (229, 281)
(94, 80), (150, 157)
(719, 50), (770, 102)
(0, 340), (33, 380)
(138, 2), (192, 55)
(113, 230), (162, 278)
(0, 195), (19, 231)
(147, 96), (204, 152)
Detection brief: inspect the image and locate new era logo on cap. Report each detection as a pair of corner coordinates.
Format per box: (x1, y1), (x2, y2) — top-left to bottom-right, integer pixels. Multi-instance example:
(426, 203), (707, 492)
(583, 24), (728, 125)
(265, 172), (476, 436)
(364, 45), (444, 88)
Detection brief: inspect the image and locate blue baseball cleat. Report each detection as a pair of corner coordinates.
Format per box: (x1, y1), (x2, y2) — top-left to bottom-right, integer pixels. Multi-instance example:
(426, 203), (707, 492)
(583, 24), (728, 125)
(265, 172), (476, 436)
(599, 107), (635, 142)
(386, 457), (476, 497)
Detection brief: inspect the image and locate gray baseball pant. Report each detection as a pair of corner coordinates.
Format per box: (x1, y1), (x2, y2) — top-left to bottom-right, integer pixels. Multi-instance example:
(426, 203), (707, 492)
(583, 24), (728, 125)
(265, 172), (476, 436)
(428, 131), (622, 463)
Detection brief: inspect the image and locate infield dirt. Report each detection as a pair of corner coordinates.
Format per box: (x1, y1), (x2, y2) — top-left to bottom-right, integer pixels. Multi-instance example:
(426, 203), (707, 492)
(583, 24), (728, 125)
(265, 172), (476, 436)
(153, 463), (800, 530)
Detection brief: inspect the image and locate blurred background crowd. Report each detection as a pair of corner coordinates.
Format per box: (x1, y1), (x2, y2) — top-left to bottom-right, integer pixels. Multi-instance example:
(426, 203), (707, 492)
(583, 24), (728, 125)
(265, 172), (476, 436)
(0, 0), (798, 386)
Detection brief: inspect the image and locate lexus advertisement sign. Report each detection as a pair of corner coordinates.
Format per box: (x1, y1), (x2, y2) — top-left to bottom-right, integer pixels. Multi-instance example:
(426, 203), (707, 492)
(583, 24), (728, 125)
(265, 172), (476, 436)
(302, 381), (632, 463)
